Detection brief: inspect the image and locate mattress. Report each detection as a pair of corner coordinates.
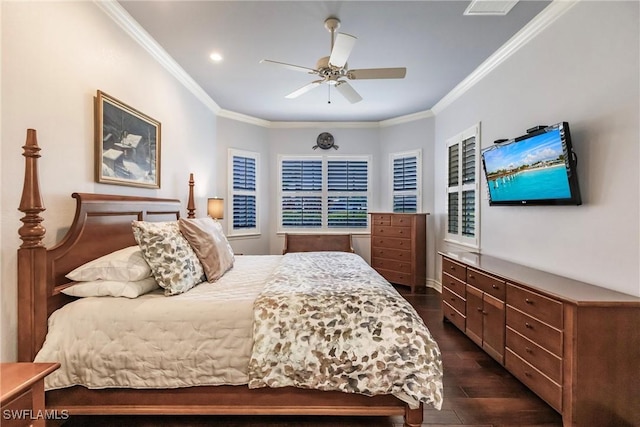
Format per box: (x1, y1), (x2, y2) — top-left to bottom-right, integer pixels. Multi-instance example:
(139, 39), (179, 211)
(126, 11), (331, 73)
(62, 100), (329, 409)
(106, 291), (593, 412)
(34, 255), (282, 390)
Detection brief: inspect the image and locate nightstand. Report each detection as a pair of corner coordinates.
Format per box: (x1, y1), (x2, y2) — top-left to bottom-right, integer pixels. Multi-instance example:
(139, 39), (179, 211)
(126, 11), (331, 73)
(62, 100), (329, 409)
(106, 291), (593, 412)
(1, 363), (60, 427)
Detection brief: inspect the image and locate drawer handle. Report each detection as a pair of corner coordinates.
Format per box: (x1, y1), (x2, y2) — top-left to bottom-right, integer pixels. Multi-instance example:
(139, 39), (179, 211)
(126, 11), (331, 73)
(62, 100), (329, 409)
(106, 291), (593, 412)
(450, 297), (456, 302)
(477, 307), (483, 312)
(525, 298), (534, 304)
(524, 371), (533, 378)
(525, 322), (533, 329)
(469, 274), (475, 279)
(492, 284), (499, 289)
(450, 266), (455, 270)
(450, 312), (456, 317)
(525, 347), (533, 354)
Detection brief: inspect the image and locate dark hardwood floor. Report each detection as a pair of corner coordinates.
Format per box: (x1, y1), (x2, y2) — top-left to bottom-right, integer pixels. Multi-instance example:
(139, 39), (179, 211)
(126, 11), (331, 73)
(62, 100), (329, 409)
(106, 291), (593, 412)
(62, 287), (562, 427)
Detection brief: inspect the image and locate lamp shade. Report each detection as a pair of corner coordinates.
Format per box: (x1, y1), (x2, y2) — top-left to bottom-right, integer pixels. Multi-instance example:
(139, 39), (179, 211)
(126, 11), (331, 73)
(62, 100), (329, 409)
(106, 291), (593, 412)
(207, 198), (224, 220)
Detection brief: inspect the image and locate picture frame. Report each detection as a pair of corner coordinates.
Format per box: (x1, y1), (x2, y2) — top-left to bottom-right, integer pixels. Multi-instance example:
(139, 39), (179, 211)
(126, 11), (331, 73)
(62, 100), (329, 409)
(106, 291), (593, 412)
(95, 90), (161, 188)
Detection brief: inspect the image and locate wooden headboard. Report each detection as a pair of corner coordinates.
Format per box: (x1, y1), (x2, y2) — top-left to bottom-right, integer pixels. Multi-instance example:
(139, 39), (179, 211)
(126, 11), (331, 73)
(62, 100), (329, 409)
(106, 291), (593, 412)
(17, 129), (184, 361)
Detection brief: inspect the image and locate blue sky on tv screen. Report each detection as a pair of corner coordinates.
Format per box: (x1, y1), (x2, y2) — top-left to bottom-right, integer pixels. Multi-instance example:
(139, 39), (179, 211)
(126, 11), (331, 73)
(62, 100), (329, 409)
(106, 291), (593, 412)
(483, 129), (563, 173)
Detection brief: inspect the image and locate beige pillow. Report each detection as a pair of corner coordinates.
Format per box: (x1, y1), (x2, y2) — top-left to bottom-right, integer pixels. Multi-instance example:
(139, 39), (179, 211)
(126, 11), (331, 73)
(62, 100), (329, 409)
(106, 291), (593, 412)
(179, 217), (234, 282)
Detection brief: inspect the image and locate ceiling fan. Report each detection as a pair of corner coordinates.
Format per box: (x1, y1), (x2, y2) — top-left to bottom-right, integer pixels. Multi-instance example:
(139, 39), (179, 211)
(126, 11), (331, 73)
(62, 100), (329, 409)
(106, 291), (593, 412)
(260, 17), (406, 104)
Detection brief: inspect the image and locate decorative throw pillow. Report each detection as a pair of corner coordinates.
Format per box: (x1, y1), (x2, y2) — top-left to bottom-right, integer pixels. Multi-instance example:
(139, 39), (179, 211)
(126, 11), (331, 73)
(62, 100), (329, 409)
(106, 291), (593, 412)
(132, 221), (206, 296)
(178, 217), (235, 282)
(66, 245), (152, 282)
(61, 277), (159, 299)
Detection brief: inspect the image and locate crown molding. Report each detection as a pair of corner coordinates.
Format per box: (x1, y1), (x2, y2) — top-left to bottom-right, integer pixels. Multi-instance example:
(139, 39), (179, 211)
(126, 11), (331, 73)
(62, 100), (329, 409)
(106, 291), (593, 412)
(380, 110), (435, 127)
(94, 0), (220, 114)
(97, 0), (577, 128)
(217, 109), (272, 127)
(431, 0), (578, 115)
(268, 121), (381, 129)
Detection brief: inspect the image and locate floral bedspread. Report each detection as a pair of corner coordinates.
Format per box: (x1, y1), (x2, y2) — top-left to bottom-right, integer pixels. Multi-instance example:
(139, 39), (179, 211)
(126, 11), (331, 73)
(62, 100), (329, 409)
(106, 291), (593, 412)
(247, 252), (443, 410)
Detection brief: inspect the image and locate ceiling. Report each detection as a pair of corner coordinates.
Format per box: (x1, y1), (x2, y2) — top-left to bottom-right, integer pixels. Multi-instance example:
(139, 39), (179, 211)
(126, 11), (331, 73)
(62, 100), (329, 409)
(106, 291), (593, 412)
(118, 1), (551, 123)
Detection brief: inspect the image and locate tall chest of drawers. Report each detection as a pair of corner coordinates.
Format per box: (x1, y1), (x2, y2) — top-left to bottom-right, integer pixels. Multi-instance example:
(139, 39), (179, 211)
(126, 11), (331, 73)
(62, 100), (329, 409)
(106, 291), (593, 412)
(439, 251), (640, 427)
(369, 213), (427, 293)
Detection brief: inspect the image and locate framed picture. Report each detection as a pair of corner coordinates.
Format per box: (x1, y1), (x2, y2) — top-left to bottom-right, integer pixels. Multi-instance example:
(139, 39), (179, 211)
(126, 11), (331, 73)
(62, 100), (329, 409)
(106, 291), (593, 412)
(95, 90), (161, 188)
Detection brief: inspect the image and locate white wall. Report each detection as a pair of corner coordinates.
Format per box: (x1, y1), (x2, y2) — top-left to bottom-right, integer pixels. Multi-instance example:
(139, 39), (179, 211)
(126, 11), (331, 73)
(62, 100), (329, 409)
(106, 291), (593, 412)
(379, 117), (438, 287)
(1, 2), (219, 361)
(434, 1), (640, 296)
(215, 117), (271, 255)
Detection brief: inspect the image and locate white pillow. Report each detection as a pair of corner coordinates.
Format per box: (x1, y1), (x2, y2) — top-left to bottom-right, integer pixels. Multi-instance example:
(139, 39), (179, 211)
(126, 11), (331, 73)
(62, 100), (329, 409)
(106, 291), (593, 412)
(61, 277), (159, 299)
(66, 246), (152, 282)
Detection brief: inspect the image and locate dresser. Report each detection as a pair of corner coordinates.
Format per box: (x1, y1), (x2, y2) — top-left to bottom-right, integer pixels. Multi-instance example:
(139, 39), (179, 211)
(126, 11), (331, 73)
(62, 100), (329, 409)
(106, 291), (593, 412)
(369, 213), (427, 293)
(439, 251), (640, 427)
(1, 363), (60, 427)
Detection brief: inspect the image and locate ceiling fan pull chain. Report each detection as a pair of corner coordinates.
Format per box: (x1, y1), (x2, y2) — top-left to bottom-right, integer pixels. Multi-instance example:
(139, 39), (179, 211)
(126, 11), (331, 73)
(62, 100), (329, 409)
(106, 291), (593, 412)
(328, 85), (331, 104)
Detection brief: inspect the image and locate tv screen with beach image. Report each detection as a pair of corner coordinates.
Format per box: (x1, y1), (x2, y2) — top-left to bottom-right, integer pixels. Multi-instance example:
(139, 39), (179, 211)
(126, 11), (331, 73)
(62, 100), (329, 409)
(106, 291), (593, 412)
(482, 128), (571, 203)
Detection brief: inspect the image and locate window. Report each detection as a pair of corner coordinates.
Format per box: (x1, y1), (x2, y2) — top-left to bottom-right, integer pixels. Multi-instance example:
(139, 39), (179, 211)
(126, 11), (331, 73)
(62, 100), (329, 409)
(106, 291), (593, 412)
(391, 150), (422, 213)
(446, 124), (480, 248)
(279, 155), (371, 232)
(228, 149), (259, 236)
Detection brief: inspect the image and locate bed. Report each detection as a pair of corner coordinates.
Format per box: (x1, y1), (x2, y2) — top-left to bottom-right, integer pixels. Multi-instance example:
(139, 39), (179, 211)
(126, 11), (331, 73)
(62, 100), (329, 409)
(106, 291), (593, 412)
(16, 129), (442, 426)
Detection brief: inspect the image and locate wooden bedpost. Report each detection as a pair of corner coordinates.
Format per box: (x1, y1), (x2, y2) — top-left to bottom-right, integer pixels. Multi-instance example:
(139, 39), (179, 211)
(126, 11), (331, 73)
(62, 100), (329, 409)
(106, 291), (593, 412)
(404, 404), (423, 427)
(17, 129), (48, 361)
(187, 173), (195, 218)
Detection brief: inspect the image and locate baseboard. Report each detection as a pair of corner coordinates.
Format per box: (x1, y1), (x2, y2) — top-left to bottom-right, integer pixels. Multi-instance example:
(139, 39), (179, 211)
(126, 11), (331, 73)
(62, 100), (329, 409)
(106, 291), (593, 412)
(426, 278), (442, 293)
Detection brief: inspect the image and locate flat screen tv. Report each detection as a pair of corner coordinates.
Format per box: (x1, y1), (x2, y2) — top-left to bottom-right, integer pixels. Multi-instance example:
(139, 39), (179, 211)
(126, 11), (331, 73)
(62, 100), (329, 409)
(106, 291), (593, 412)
(481, 122), (582, 206)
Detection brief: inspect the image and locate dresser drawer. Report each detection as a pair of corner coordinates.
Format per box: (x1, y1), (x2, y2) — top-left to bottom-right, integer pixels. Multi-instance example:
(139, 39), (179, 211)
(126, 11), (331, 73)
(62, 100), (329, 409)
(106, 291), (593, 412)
(442, 286), (466, 315)
(506, 306), (562, 356)
(442, 272), (466, 298)
(507, 284), (562, 329)
(442, 257), (466, 282)
(443, 301), (466, 331)
(371, 236), (411, 251)
(370, 214), (391, 226)
(371, 247), (411, 262)
(391, 214), (413, 227)
(506, 327), (562, 383)
(377, 268), (412, 286)
(505, 349), (562, 412)
(467, 268), (505, 300)
(372, 225), (411, 238)
(372, 257), (411, 273)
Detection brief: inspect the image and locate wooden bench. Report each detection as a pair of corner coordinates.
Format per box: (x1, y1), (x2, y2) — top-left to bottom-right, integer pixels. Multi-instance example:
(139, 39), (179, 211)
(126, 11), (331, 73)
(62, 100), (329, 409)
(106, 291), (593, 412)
(283, 234), (354, 254)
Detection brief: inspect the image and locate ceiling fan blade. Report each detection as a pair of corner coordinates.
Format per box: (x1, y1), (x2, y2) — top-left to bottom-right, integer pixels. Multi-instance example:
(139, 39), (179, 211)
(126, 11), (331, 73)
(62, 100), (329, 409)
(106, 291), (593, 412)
(285, 80), (324, 99)
(335, 81), (363, 104)
(260, 59), (317, 74)
(329, 33), (357, 68)
(347, 67), (407, 80)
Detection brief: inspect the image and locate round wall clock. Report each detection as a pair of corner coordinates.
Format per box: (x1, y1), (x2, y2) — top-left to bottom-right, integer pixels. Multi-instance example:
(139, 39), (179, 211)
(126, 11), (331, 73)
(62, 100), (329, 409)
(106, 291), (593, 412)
(313, 132), (339, 150)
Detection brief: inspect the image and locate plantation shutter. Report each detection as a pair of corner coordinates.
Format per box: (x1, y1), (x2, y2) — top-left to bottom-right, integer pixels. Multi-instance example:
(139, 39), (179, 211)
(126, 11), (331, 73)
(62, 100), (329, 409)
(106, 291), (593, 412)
(327, 160), (368, 228)
(229, 150), (259, 236)
(232, 155), (257, 229)
(446, 124), (480, 248)
(281, 160), (323, 228)
(447, 143), (460, 234)
(393, 154), (419, 213)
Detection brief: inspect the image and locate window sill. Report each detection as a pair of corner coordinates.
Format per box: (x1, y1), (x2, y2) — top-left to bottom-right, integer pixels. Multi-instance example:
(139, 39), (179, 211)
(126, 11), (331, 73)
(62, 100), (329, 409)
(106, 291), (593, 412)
(227, 233), (261, 240)
(443, 238), (481, 252)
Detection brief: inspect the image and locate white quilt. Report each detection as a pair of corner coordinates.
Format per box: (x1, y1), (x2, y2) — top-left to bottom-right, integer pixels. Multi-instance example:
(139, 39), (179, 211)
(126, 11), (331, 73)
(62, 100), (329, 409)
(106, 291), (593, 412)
(34, 255), (281, 390)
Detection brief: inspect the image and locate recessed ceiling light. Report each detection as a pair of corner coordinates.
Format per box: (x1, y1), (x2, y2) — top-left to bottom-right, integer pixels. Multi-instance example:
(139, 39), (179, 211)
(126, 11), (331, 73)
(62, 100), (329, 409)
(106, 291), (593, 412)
(209, 52), (223, 62)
